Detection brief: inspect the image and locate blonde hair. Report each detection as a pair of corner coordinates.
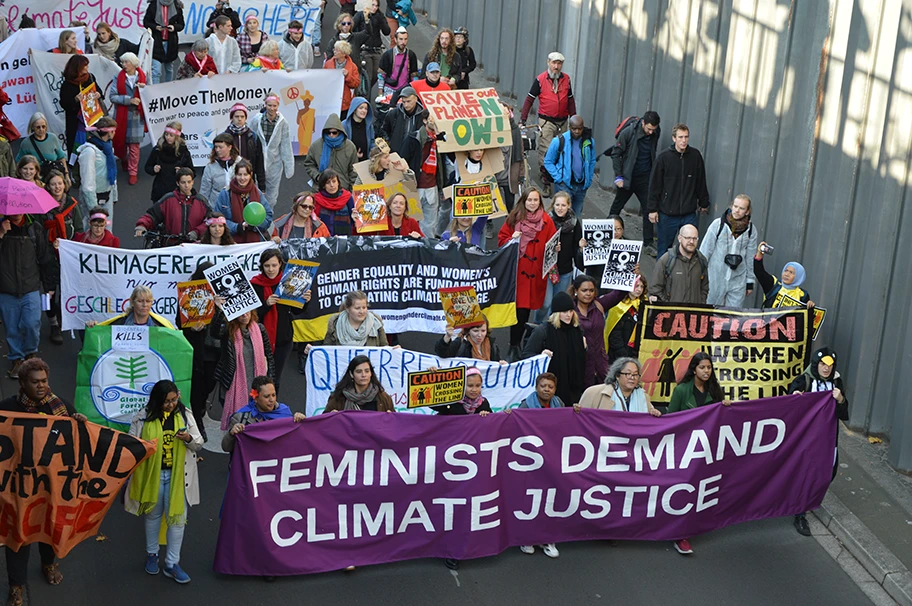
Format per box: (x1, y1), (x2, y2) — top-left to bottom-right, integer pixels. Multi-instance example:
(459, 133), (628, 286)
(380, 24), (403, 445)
(368, 146), (388, 176)
(549, 310), (579, 329)
(333, 40), (352, 56)
(549, 191), (572, 212)
(733, 193), (752, 212)
(127, 286), (154, 312)
(260, 39), (279, 58)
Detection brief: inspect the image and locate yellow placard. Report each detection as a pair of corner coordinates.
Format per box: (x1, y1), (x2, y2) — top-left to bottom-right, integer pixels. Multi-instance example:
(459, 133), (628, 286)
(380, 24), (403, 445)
(407, 367), (466, 408)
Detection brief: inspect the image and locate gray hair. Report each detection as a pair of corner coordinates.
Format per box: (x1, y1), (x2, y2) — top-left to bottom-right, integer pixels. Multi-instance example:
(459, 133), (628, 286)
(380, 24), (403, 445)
(27, 112), (49, 135)
(192, 39), (209, 53)
(119, 52), (140, 67)
(260, 39), (279, 56)
(333, 40), (352, 55)
(605, 357), (642, 384)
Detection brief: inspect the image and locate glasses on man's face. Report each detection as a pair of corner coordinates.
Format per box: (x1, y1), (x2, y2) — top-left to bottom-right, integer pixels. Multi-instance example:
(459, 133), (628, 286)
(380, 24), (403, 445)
(680, 236), (698, 242)
(619, 372), (641, 379)
(326, 129), (340, 136)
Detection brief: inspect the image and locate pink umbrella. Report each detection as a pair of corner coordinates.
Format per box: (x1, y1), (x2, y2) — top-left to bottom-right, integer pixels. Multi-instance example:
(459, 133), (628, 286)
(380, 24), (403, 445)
(0, 177), (59, 215)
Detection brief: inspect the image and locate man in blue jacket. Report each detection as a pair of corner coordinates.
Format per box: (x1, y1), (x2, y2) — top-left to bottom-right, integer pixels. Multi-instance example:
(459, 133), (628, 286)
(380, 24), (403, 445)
(543, 115), (596, 216)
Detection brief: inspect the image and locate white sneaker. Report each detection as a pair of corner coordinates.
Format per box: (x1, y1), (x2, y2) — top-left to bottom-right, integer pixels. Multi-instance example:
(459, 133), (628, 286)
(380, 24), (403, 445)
(519, 545), (534, 554)
(542, 543), (560, 558)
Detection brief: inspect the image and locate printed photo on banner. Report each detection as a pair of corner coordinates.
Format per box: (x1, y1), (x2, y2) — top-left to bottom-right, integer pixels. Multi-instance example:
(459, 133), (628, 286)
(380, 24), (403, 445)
(439, 286), (484, 329)
(352, 185), (389, 233)
(542, 230), (560, 279)
(140, 70), (344, 164)
(582, 219), (614, 266)
(407, 367), (466, 408)
(418, 88), (512, 153)
(0, 411), (154, 558)
(276, 259), (319, 308)
(452, 183), (494, 217)
(635, 303), (810, 404)
(600, 239), (642, 291)
(177, 279), (215, 328)
(204, 258), (261, 321)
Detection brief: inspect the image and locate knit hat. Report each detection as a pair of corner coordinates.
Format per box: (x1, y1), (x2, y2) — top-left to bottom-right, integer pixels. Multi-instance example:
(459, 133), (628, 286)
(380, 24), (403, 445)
(229, 103), (248, 118)
(551, 291), (574, 314)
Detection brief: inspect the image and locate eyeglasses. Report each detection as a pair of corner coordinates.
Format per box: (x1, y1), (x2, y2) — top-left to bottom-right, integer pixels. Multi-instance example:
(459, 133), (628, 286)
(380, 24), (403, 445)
(619, 372), (641, 379)
(326, 129), (340, 136)
(680, 236), (698, 241)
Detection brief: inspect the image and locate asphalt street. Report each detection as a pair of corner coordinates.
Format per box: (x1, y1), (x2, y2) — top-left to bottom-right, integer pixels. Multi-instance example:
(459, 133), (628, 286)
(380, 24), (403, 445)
(0, 4), (875, 605)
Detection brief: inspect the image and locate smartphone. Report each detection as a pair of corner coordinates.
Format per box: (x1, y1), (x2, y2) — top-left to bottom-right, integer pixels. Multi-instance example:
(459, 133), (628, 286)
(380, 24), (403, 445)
(759, 243), (774, 255)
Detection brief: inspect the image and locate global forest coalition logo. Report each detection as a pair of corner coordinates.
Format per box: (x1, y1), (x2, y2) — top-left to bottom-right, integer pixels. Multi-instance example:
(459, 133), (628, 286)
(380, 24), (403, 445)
(89, 349), (173, 425)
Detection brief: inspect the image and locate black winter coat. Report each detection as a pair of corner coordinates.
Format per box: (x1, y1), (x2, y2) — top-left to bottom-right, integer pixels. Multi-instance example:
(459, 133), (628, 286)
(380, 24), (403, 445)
(646, 145), (710, 216)
(611, 118), (660, 182)
(224, 128), (267, 190)
(251, 283), (307, 349)
(434, 398), (492, 416)
(353, 10), (391, 49)
(143, 0), (185, 63)
(145, 144), (195, 202)
(0, 218), (58, 296)
(380, 101), (424, 158)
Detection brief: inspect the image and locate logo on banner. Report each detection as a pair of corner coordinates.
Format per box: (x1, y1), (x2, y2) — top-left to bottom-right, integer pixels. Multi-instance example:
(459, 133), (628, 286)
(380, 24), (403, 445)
(89, 349), (174, 425)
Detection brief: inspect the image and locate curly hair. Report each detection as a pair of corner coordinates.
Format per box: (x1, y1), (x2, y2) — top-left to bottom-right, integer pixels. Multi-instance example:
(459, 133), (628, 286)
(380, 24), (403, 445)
(427, 28), (456, 71)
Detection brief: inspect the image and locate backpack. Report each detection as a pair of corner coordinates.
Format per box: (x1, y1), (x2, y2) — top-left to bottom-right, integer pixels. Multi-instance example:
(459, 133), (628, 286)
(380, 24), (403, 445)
(662, 247), (708, 299)
(603, 116), (639, 157)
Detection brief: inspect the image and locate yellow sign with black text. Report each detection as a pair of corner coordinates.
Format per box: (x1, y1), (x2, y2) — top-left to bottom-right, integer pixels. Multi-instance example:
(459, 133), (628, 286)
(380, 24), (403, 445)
(407, 367), (466, 408)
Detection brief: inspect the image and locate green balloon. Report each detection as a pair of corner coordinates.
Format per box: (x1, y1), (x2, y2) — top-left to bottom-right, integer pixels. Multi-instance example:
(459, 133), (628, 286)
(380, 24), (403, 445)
(243, 202), (267, 227)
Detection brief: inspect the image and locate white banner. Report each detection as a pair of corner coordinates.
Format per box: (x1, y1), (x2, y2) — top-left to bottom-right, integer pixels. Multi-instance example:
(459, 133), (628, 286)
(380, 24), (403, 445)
(59, 239), (274, 330)
(0, 28), (84, 134)
(303, 346), (552, 416)
(139, 68), (343, 165)
(0, 0), (321, 42)
(30, 50), (122, 145)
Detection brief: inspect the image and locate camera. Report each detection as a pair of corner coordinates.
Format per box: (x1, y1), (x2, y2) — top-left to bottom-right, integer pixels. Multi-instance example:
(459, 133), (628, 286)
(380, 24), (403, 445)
(759, 243), (774, 255)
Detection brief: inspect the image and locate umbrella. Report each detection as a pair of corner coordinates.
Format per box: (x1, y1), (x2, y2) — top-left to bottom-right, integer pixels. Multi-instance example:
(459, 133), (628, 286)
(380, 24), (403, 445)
(0, 177), (59, 215)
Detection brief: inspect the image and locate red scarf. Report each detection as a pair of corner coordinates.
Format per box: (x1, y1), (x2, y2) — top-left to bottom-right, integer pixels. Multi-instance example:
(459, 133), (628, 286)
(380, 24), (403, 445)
(113, 68), (147, 159)
(256, 55), (283, 70)
(422, 129), (438, 175)
(313, 189), (353, 212)
(186, 52), (214, 75)
(229, 177), (262, 243)
(516, 207), (545, 255)
(43, 198), (78, 243)
(250, 273), (282, 349)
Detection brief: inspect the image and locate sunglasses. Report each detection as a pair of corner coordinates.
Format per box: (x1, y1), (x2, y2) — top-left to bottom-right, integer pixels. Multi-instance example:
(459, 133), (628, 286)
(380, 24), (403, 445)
(300, 204), (314, 210)
(326, 129), (341, 136)
(341, 21), (353, 25)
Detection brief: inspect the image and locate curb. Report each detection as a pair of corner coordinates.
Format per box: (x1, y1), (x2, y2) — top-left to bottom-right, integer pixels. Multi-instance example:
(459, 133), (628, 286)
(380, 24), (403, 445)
(814, 492), (912, 606)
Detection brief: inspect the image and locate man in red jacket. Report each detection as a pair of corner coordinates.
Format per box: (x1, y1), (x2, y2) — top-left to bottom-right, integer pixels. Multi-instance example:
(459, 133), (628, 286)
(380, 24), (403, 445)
(520, 52), (576, 198)
(134, 168), (209, 245)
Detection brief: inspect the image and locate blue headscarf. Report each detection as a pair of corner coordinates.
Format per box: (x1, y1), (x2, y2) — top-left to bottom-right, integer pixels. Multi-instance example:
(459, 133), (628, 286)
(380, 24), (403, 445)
(782, 261), (806, 289)
(342, 96), (375, 153)
(235, 399), (293, 422)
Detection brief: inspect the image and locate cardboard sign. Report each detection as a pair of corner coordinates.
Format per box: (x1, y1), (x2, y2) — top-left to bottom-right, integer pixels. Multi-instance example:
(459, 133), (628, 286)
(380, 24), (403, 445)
(600, 239), (642, 291)
(80, 82), (104, 128)
(453, 183), (495, 217)
(780, 293), (826, 341)
(204, 259), (261, 322)
(419, 88), (512, 153)
(542, 230), (560, 278)
(406, 367), (466, 408)
(439, 286), (485, 329)
(352, 185), (389, 233)
(276, 260), (319, 309)
(111, 326), (150, 352)
(177, 280), (215, 328)
(582, 219), (615, 266)
(352, 154), (423, 220)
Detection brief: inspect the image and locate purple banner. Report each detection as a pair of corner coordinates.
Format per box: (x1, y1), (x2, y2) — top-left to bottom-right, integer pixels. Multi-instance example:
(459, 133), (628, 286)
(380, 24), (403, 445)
(214, 393), (836, 576)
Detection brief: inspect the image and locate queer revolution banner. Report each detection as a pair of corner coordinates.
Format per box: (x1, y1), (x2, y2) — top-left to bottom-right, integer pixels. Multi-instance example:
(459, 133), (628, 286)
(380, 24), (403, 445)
(214, 392), (836, 576)
(0, 28), (83, 134)
(281, 237), (518, 340)
(419, 88), (511, 153)
(0, 0), (321, 43)
(59, 240), (274, 330)
(140, 68), (343, 164)
(76, 325), (194, 429)
(304, 346), (550, 416)
(636, 304), (811, 405)
(0, 411), (154, 557)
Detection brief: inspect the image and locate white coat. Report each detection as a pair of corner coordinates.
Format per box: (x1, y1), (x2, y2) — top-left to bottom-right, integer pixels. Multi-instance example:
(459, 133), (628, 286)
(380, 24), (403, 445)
(250, 111), (294, 208)
(699, 216), (759, 307)
(199, 159), (236, 206)
(206, 33), (242, 74)
(77, 142), (119, 224)
(278, 35), (314, 71)
(124, 408), (204, 516)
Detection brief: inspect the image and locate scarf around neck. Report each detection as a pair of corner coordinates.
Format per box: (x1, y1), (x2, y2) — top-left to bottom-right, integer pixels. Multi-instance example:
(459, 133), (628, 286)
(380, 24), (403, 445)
(319, 132), (346, 172)
(516, 207), (544, 255)
(342, 383), (379, 411)
(465, 334), (491, 361)
(18, 390), (69, 416)
(90, 136), (118, 186)
(228, 176), (260, 227)
(724, 209), (751, 238)
(222, 324), (267, 430)
(250, 272), (282, 348)
(551, 208), (577, 235)
(130, 408), (186, 525)
(94, 35), (120, 60)
(314, 188), (352, 212)
(335, 309), (379, 345)
(156, 0), (175, 29)
(236, 399), (292, 421)
(461, 393), (484, 414)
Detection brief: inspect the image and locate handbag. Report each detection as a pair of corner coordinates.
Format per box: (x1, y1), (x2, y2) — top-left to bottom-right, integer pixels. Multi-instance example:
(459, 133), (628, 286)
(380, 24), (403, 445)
(29, 135), (67, 181)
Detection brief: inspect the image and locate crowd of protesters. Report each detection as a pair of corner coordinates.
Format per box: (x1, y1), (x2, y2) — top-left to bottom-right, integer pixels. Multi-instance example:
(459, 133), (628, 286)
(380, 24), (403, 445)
(0, 2), (848, 599)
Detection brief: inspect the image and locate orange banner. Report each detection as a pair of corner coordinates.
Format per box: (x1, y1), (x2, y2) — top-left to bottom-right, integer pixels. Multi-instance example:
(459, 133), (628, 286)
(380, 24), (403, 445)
(0, 412), (154, 557)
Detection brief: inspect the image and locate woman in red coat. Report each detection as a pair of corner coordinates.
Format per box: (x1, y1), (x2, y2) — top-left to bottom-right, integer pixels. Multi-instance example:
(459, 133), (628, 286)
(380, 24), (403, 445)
(376, 191), (423, 237)
(498, 186), (556, 360)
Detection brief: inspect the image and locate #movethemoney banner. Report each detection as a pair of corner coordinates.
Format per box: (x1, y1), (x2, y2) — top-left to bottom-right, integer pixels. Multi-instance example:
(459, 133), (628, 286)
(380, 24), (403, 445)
(636, 304), (811, 405)
(281, 237), (518, 341)
(140, 69), (343, 164)
(58, 240), (274, 330)
(304, 346), (550, 416)
(0, 411), (154, 557)
(213, 392), (837, 576)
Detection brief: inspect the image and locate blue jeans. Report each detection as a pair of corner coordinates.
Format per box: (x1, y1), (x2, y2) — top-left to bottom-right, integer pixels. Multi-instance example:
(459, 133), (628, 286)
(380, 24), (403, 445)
(535, 272), (574, 324)
(656, 212), (698, 257)
(151, 42), (175, 84)
(0, 290), (41, 361)
(144, 469), (188, 568)
(555, 183), (589, 217)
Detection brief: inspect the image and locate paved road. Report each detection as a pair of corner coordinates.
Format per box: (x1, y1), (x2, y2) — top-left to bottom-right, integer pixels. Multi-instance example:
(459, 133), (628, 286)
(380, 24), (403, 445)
(1, 5), (873, 605)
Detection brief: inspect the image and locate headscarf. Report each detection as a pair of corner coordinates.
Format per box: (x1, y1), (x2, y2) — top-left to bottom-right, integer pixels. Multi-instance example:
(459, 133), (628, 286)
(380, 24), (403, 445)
(516, 207), (544, 255)
(782, 261), (806, 289)
(460, 367), (485, 413)
(334, 310), (380, 346)
(319, 132), (346, 172)
(235, 398), (292, 422)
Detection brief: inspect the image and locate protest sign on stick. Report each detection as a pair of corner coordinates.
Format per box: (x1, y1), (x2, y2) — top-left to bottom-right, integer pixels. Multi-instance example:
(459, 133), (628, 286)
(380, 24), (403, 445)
(542, 231), (560, 278)
(439, 286), (484, 329)
(177, 280), (215, 328)
(600, 239), (642, 291)
(407, 367), (466, 408)
(276, 260), (319, 308)
(418, 88), (511, 153)
(204, 259), (261, 321)
(582, 219), (614, 266)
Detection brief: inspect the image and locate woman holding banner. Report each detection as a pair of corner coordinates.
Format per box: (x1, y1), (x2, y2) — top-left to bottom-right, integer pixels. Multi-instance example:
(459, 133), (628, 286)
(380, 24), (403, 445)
(107, 52), (147, 185)
(245, 40), (284, 72)
(145, 121), (194, 203)
(272, 192), (331, 241)
(52, 30), (84, 55)
(126, 379), (203, 584)
(213, 159), (272, 244)
(579, 357), (661, 417)
(434, 367), (491, 416)
(324, 355), (394, 412)
(443, 216), (486, 247)
(60, 55), (103, 157)
(754, 242), (815, 310)
(497, 186), (557, 361)
(376, 191), (422, 237)
(250, 92), (295, 208)
(321, 290), (389, 348)
(567, 274), (626, 387)
(73, 206), (119, 247)
(92, 286), (175, 328)
(215, 310), (275, 430)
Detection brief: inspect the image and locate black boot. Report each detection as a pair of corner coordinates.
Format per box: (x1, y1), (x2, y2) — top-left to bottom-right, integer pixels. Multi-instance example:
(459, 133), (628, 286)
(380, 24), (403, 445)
(793, 513), (811, 536)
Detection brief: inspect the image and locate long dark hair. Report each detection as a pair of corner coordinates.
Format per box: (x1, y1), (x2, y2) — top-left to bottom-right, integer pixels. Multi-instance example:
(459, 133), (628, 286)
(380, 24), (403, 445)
(199, 212), (236, 245)
(145, 379), (188, 422)
(63, 55), (90, 83)
(325, 355), (393, 412)
(680, 353), (724, 403)
(506, 186), (544, 228)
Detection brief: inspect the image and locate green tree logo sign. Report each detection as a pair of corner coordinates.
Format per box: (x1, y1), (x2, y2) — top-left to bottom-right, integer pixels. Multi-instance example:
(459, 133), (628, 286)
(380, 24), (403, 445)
(113, 355), (149, 390)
